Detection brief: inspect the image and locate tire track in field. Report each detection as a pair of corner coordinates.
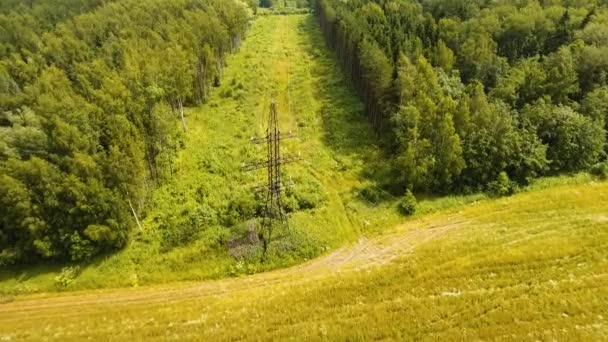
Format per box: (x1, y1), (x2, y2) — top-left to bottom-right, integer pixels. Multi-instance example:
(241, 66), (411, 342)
(0, 217), (467, 323)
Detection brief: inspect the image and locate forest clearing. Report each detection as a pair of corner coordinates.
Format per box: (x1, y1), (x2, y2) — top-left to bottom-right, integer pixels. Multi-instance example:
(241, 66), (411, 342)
(1, 0), (608, 340)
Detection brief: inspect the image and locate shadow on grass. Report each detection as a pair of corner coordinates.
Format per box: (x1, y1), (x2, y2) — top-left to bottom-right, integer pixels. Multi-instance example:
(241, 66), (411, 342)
(295, 15), (403, 199)
(297, 15), (376, 157)
(0, 261), (64, 285)
(0, 259), (92, 295)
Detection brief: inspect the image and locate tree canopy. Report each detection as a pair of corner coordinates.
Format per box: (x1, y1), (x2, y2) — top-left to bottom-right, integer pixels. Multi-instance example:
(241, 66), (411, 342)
(0, 0), (252, 265)
(317, 0), (608, 194)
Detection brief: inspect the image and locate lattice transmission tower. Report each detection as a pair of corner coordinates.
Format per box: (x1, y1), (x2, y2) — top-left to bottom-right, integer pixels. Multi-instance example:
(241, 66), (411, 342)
(243, 101), (300, 260)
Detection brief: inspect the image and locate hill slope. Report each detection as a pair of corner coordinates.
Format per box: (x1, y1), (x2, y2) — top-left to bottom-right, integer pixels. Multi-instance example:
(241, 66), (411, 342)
(0, 178), (606, 340)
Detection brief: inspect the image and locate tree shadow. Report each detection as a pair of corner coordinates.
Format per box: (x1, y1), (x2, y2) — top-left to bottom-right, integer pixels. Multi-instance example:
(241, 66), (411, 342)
(296, 15), (377, 157)
(0, 246), (128, 293)
(0, 261), (63, 285)
(295, 15), (401, 197)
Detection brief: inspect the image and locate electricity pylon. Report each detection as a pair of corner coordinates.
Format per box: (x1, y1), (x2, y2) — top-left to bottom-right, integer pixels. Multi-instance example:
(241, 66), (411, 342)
(243, 101), (300, 260)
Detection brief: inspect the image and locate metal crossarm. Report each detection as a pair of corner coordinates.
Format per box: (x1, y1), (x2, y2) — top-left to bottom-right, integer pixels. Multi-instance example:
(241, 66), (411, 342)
(242, 153), (302, 171)
(249, 131), (296, 144)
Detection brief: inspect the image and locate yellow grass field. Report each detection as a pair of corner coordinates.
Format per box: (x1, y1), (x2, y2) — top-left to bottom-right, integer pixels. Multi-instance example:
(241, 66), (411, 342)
(1, 179), (607, 340)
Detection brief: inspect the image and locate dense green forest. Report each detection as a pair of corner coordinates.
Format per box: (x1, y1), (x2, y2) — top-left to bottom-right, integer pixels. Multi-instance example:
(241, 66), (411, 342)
(0, 0), (251, 265)
(317, 0), (608, 194)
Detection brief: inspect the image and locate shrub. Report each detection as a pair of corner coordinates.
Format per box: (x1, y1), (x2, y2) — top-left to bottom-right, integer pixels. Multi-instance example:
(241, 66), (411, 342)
(286, 178), (325, 210)
(222, 193), (259, 226)
(220, 88), (233, 98)
(590, 162), (608, 179)
(54, 266), (81, 288)
(296, 191), (322, 209)
(69, 232), (95, 261)
(398, 190), (417, 216)
(282, 193), (300, 212)
(523, 101), (605, 172)
(160, 203), (218, 249)
(228, 220), (261, 262)
(359, 186), (388, 205)
(160, 215), (198, 250)
(488, 171), (516, 197)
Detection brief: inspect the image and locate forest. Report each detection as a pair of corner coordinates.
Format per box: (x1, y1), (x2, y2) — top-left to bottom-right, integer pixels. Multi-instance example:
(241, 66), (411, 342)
(0, 0), (251, 265)
(2, 0), (608, 267)
(317, 0), (608, 195)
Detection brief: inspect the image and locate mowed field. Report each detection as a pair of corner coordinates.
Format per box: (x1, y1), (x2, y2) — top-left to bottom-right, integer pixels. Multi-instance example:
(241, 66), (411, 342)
(0, 178), (607, 340)
(1, 14), (607, 341)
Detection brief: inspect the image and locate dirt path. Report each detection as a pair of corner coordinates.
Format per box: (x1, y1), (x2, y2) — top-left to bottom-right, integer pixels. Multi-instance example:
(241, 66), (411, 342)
(0, 215), (466, 324)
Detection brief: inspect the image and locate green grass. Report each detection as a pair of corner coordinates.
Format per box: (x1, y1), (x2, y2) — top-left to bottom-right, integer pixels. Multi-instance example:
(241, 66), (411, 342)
(1, 179), (606, 340)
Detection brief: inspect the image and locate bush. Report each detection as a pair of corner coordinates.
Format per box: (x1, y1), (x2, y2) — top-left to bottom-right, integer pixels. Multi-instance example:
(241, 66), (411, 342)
(282, 193), (300, 212)
(286, 178), (325, 210)
(359, 186), (385, 205)
(220, 88), (233, 98)
(160, 215), (198, 250)
(54, 266), (81, 288)
(296, 191), (322, 209)
(398, 190), (417, 216)
(222, 193), (259, 226)
(228, 220), (261, 262)
(488, 171), (517, 197)
(69, 232), (95, 261)
(523, 101), (605, 172)
(590, 162), (608, 179)
(160, 203), (219, 249)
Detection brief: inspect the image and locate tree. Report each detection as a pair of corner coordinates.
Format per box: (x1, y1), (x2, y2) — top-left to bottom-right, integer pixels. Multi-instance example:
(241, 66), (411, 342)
(391, 105), (432, 190)
(359, 38), (392, 129)
(581, 86), (608, 123)
(459, 82), (548, 188)
(523, 100), (605, 172)
(431, 98), (464, 190)
(317, 0), (608, 195)
(434, 39), (454, 72)
(491, 57), (547, 109)
(572, 42), (608, 93)
(543, 46), (579, 104)
(545, 9), (572, 54)
(158, 44), (194, 132)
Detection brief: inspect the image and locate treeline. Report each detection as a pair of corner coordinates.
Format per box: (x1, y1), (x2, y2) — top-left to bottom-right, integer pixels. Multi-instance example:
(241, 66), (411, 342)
(317, 0), (608, 194)
(0, 0), (252, 265)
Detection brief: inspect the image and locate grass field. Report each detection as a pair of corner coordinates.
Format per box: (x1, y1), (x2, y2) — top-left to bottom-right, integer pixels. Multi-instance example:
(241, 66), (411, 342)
(0, 178), (606, 340)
